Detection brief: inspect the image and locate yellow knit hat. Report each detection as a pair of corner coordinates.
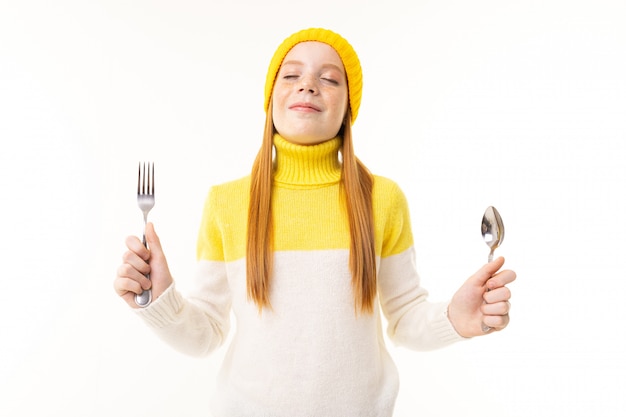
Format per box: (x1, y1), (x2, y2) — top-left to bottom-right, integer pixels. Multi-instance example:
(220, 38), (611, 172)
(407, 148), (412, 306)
(264, 28), (363, 125)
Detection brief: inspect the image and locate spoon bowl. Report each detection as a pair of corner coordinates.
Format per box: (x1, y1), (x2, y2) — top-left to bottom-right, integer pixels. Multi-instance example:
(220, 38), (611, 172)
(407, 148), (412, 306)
(481, 206), (505, 262)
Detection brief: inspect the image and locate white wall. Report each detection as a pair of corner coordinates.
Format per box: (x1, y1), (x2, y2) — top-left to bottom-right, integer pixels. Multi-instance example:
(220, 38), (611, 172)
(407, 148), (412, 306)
(1, 1), (624, 416)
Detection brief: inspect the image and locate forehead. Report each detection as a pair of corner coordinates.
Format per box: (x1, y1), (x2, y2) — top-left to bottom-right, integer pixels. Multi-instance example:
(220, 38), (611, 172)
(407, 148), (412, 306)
(281, 41), (345, 71)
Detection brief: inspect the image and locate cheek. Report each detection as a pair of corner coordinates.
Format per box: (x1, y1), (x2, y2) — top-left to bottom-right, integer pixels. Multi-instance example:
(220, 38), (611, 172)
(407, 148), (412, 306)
(336, 89), (349, 113)
(342, 98), (349, 118)
(271, 94), (287, 132)
(271, 89), (283, 110)
(271, 88), (290, 115)
(272, 82), (290, 102)
(334, 96), (349, 122)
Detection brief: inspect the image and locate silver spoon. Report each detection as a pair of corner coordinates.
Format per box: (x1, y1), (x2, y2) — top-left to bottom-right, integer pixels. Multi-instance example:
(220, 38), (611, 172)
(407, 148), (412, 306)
(481, 206), (505, 262)
(480, 206), (505, 333)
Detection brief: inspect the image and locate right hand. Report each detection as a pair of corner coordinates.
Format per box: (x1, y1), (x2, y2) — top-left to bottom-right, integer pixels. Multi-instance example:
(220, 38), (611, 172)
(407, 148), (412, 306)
(447, 257), (515, 337)
(114, 222), (173, 308)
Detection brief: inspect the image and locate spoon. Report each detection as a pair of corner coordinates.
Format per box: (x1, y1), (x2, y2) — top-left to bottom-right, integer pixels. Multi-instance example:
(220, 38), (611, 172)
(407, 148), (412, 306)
(480, 206), (505, 333)
(481, 206), (505, 262)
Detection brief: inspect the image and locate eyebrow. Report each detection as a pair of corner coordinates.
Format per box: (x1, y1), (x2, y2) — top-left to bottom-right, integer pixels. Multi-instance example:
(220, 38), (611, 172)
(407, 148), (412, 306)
(281, 60), (345, 74)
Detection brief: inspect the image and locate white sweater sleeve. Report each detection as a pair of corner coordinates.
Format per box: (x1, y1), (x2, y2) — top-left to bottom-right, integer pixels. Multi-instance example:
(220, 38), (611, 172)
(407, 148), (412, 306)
(377, 248), (465, 351)
(134, 260), (232, 357)
(375, 179), (464, 351)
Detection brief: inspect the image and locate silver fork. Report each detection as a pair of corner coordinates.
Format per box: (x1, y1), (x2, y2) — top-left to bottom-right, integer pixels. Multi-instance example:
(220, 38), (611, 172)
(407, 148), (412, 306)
(135, 162), (155, 307)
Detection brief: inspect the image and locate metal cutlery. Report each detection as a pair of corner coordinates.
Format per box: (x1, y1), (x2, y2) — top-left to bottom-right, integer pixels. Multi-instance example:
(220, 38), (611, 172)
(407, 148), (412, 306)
(481, 206), (505, 263)
(135, 162), (155, 307)
(480, 206), (505, 332)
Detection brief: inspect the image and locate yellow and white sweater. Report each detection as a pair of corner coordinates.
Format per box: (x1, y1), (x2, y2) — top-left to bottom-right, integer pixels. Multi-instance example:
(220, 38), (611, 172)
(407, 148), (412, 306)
(138, 134), (463, 416)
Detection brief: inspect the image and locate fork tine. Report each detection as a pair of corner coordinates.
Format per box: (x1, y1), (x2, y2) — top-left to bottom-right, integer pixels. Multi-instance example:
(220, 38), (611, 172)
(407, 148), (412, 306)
(138, 162), (144, 196)
(143, 162), (148, 196)
(150, 162), (154, 195)
(137, 162), (141, 195)
(137, 162), (155, 196)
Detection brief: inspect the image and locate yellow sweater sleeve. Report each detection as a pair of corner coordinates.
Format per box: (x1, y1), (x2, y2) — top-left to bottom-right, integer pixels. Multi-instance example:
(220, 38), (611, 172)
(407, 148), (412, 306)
(373, 176), (415, 258)
(196, 177), (250, 262)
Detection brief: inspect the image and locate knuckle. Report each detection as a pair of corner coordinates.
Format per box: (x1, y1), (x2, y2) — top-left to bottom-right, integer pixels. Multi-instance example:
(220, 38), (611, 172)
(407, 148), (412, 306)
(113, 277), (131, 296)
(117, 263), (135, 277)
(122, 250), (134, 263)
(116, 264), (127, 277)
(502, 287), (512, 300)
(113, 278), (124, 293)
(496, 315), (509, 328)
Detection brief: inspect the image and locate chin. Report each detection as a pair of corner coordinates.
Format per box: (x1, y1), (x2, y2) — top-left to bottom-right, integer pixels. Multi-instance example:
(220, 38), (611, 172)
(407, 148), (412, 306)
(287, 137), (327, 146)
(279, 130), (329, 145)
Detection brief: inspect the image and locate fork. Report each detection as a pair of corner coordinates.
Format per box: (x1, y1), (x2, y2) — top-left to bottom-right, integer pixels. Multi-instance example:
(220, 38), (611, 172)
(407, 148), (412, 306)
(135, 162), (155, 307)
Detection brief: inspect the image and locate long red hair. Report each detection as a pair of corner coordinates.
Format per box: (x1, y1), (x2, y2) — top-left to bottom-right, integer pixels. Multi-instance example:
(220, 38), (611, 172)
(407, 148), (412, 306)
(246, 103), (376, 314)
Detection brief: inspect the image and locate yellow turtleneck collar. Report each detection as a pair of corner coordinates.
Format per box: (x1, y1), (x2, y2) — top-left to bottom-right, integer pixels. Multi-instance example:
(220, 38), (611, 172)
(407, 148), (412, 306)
(273, 134), (342, 188)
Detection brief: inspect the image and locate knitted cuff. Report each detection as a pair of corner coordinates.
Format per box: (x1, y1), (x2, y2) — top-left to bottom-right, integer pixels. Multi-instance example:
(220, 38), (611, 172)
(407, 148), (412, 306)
(134, 283), (184, 328)
(436, 302), (469, 343)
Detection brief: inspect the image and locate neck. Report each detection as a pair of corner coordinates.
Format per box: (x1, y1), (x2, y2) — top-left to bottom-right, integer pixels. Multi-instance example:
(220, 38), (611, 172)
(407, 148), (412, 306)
(273, 134), (342, 187)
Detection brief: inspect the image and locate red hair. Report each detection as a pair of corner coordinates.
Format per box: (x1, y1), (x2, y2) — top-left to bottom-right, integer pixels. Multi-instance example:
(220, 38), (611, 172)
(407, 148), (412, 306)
(246, 103), (376, 314)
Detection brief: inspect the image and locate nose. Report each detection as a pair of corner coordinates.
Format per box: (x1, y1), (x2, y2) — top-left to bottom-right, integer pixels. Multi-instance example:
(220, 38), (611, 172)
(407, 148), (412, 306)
(298, 76), (318, 94)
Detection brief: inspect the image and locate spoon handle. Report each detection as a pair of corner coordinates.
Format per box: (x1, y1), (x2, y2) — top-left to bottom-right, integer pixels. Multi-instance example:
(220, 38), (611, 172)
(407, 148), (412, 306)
(482, 260), (494, 333)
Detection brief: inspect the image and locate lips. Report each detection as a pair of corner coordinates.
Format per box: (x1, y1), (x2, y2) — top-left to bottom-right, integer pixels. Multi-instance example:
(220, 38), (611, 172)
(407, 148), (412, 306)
(289, 102), (321, 112)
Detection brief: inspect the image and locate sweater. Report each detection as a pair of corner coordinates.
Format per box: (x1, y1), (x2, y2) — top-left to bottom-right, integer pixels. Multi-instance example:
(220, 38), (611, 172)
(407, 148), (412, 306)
(137, 134), (464, 416)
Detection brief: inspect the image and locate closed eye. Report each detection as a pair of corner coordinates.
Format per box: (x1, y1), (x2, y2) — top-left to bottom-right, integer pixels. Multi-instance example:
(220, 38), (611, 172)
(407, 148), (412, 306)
(321, 77), (339, 85)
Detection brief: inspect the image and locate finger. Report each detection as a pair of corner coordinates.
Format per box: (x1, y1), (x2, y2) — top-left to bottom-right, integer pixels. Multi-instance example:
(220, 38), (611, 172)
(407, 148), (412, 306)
(113, 276), (145, 297)
(483, 313), (510, 330)
(486, 269), (517, 290)
(116, 263), (152, 290)
(113, 277), (148, 309)
(125, 235), (150, 261)
(481, 300), (511, 316)
(483, 286), (512, 304)
(470, 256), (505, 287)
(121, 249), (151, 276)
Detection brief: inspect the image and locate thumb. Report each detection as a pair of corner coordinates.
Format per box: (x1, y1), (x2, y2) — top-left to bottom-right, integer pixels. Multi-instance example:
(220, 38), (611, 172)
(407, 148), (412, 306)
(470, 256), (505, 287)
(145, 222), (163, 255)
(143, 222), (173, 299)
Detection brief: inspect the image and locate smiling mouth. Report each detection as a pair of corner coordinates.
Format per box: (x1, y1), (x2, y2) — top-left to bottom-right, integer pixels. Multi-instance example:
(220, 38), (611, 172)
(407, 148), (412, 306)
(289, 103), (321, 112)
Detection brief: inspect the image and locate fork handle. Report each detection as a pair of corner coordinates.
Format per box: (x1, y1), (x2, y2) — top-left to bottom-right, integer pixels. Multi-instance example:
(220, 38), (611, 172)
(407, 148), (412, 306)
(134, 233), (152, 307)
(135, 288), (152, 307)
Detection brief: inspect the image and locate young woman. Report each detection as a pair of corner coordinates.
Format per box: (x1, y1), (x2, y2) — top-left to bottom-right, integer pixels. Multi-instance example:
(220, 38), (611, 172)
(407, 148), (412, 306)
(115, 28), (516, 416)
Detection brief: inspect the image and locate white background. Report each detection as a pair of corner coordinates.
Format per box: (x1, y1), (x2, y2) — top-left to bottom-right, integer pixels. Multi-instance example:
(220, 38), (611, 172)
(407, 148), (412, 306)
(1, 1), (624, 416)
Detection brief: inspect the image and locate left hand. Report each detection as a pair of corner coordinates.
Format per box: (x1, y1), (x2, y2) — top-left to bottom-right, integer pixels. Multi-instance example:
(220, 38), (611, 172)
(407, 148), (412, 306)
(447, 257), (516, 338)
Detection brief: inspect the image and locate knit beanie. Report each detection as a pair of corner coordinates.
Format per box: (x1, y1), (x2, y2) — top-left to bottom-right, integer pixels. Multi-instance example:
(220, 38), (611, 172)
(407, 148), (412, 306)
(264, 28), (363, 125)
